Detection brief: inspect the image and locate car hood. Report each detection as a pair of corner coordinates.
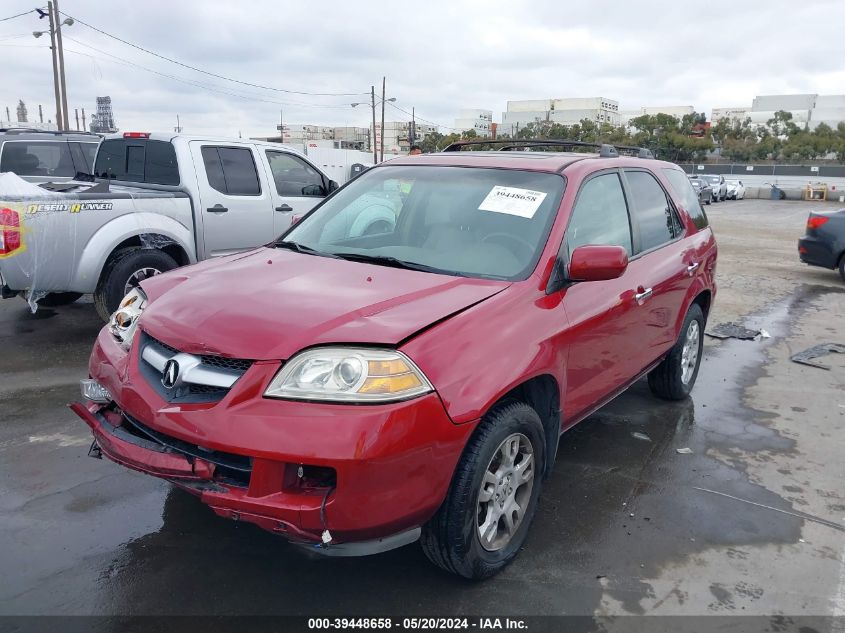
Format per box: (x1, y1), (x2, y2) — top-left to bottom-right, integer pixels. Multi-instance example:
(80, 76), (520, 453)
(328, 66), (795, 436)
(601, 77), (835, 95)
(139, 248), (510, 360)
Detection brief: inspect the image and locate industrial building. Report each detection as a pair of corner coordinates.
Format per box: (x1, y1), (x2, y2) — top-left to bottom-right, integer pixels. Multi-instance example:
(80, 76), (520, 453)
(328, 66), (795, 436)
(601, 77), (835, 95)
(502, 97), (620, 135)
(372, 121), (438, 155)
(454, 109), (493, 137)
(711, 94), (845, 130)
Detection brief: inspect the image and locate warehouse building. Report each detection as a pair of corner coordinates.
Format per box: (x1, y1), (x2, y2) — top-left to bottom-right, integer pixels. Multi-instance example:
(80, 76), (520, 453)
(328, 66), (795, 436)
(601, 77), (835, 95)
(711, 94), (845, 130)
(502, 97), (620, 135)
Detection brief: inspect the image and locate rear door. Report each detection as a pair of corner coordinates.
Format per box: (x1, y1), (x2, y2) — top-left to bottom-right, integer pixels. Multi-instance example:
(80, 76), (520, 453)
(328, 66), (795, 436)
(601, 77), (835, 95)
(260, 149), (328, 234)
(189, 142), (274, 257)
(620, 168), (695, 364)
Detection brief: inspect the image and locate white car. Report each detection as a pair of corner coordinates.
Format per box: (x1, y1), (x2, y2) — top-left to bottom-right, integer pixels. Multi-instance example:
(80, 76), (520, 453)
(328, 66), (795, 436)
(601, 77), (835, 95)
(701, 174), (728, 202)
(726, 179), (746, 200)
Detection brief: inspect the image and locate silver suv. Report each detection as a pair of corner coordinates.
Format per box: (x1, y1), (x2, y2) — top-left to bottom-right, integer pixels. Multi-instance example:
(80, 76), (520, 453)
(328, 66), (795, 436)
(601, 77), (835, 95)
(0, 129), (100, 182)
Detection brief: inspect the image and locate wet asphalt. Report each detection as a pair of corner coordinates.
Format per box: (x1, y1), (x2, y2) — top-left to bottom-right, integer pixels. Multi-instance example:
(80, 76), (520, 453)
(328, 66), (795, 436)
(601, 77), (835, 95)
(1, 204), (844, 625)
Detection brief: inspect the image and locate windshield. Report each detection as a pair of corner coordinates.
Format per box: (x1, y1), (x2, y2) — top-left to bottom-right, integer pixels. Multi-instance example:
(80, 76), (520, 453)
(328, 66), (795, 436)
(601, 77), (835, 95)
(283, 165), (566, 280)
(702, 175), (720, 184)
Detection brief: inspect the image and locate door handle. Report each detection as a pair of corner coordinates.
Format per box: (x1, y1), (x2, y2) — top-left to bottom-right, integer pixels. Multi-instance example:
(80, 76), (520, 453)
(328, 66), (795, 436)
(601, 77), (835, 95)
(207, 204), (228, 213)
(275, 204), (293, 212)
(634, 287), (653, 304)
(686, 262), (700, 275)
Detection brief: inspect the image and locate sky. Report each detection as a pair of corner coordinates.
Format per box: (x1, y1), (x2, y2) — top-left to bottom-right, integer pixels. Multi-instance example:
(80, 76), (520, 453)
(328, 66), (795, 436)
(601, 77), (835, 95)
(1, 0), (844, 138)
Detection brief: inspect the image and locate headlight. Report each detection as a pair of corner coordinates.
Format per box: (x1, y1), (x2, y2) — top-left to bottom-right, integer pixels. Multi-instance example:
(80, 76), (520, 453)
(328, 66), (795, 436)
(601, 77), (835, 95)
(108, 287), (147, 349)
(264, 347), (434, 403)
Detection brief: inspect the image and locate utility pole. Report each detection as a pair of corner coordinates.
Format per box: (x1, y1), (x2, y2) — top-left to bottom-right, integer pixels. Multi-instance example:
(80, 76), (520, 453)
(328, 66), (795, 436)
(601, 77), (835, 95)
(410, 107), (416, 147)
(277, 108), (283, 142)
(46, 2), (63, 130)
(175, 114), (182, 133)
(380, 77), (386, 162)
(39, 104), (44, 123)
(5, 106), (10, 123)
(74, 108), (79, 130)
(53, 0), (69, 131)
(81, 107), (86, 131)
(370, 85), (377, 163)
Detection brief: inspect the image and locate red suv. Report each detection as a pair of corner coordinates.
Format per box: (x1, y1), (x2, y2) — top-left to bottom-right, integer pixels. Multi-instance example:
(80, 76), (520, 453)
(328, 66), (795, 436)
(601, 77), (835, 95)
(74, 140), (716, 579)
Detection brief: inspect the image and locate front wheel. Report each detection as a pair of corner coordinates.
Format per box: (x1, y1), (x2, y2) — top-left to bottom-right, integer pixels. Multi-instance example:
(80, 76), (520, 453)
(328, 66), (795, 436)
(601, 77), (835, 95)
(648, 303), (705, 400)
(94, 249), (178, 321)
(421, 402), (545, 579)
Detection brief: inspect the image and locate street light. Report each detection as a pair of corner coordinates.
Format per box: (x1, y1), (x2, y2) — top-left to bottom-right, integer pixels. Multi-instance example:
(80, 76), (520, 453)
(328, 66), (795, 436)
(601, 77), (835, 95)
(351, 94), (395, 163)
(33, 4), (73, 130)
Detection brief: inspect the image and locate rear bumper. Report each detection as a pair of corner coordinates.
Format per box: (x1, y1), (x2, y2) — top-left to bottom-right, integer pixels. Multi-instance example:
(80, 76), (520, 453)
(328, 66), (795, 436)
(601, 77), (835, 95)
(798, 236), (837, 269)
(75, 327), (475, 552)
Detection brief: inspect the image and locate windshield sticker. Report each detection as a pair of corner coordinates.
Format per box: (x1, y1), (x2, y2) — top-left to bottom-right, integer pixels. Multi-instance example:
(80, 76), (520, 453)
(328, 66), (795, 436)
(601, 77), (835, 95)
(478, 186), (547, 218)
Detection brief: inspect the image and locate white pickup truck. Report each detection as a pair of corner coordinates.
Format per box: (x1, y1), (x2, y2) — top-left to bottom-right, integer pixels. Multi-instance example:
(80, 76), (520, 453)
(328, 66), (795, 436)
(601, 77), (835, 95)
(0, 132), (348, 320)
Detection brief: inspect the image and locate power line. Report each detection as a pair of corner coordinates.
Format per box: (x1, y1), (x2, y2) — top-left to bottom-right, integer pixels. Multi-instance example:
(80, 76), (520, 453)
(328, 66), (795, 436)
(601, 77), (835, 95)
(60, 10), (369, 98)
(0, 9), (34, 23)
(63, 36), (356, 110)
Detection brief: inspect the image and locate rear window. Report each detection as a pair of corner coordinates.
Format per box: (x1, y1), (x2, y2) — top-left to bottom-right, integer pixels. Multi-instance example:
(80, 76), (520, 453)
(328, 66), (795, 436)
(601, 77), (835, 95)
(663, 169), (709, 230)
(94, 139), (180, 185)
(0, 141), (75, 177)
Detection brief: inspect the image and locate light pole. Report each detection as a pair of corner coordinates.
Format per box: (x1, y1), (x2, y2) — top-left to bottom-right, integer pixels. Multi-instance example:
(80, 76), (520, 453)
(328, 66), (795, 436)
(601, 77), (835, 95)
(34, 5), (73, 130)
(352, 90), (395, 163)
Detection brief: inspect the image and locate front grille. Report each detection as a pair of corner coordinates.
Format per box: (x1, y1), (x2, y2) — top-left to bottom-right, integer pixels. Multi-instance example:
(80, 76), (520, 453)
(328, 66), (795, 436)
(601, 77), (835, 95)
(138, 332), (254, 404)
(122, 412), (251, 487)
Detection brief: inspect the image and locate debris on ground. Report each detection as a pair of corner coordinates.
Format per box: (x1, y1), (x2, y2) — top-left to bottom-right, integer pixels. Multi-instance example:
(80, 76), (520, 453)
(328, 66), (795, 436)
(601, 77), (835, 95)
(631, 431), (651, 442)
(706, 322), (763, 340)
(759, 329), (771, 339)
(790, 343), (845, 370)
(676, 447), (694, 454)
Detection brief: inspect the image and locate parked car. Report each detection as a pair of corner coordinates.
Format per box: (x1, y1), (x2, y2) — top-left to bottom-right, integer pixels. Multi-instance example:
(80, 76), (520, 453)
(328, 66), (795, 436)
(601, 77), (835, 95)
(799, 209), (845, 281)
(0, 132), (344, 319)
(0, 128), (99, 183)
(726, 179), (746, 200)
(688, 175), (713, 205)
(72, 139), (717, 579)
(700, 174), (728, 202)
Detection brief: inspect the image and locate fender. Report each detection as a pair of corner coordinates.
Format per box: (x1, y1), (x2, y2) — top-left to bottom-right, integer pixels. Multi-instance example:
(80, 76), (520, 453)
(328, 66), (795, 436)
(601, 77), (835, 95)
(69, 212), (197, 293)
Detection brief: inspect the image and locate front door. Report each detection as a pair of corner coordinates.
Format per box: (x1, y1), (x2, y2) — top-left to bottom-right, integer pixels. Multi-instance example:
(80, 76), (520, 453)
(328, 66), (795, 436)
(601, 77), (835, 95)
(189, 142), (274, 258)
(260, 149), (328, 235)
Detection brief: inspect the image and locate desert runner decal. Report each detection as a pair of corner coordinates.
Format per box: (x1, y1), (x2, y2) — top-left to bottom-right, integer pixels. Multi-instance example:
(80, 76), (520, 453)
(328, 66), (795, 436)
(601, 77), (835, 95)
(26, 201), (114, 214)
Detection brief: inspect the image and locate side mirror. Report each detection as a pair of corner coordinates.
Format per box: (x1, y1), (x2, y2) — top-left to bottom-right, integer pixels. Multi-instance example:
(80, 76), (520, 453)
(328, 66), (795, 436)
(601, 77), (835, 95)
(568, 245), (629, 282)
(328, 179), (339, 192)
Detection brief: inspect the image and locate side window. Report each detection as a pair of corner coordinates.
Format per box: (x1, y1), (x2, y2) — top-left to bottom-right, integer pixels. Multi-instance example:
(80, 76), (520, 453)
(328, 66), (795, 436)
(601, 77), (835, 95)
(201, 146), (261, 196)
(566, 172), (632, 255)
(663, 168), (708, 230)
(266, 151), (325, 197)
(144, 141), (179, 185)
(0, 142), (75, 177)
(625, 170), (678, 252)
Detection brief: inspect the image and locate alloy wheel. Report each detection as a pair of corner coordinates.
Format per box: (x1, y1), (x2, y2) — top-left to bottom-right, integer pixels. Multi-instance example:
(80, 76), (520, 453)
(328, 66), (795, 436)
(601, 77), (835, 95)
(680, 320), (701, 385)
(124, 267), (161, 295)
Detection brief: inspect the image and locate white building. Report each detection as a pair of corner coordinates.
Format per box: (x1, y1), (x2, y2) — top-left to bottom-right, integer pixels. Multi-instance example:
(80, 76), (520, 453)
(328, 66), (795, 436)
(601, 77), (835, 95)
(502, 97), (620, 135)
(372, 121), (438, 156)
(454, 108), (493, 137)
(712, 94), (845, 131)
(710, 107), (751, 123)
(620, 105), (696, 127)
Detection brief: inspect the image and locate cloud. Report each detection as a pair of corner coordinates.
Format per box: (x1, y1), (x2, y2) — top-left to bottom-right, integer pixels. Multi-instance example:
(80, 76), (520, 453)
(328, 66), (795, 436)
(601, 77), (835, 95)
(1, 0), (842, 137)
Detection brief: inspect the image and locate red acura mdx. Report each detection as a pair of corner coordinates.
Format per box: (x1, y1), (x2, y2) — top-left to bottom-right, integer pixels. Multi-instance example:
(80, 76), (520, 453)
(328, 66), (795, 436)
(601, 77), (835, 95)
(74, 140), (717, 579)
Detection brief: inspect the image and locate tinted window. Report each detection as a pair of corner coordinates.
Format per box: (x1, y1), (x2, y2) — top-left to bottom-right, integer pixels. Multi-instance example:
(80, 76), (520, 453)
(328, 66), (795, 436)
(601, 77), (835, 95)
(625, 171), (676, 252)
(201, 146), (261, 196)
(93, 139), (180, 184)
(69, 142), (97, 175)
(78, 142), (97, 172)
(0, 141), (75, 177)
(566, 173), (632, 255)
(266, 151), (325, 196)
(664, 168), (708, 230)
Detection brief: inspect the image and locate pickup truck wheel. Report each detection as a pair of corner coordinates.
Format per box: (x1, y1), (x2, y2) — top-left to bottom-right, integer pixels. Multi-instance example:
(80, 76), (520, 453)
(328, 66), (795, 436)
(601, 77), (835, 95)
(38, 292), (83, 307)
(420, 402), (545, 579)
(648, 303), (705, 400)
(838, 254), (845, 283)
(94, 249), (178, 321)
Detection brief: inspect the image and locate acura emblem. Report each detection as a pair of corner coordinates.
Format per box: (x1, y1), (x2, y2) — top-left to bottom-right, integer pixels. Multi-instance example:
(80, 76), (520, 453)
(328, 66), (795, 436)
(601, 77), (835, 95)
(161, 359), (180, 389)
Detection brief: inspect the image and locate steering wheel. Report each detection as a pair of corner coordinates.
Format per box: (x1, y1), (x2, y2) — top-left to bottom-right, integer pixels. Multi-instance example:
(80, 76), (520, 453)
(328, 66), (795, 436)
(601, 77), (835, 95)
(481, 232), (535, 259)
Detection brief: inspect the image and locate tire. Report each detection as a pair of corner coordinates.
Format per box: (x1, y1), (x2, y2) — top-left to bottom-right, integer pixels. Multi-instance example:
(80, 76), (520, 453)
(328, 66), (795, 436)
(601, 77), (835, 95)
(94, 249), (178, 321)
(38, 292), (83, 307)
(705, 195), (711, 206)
(420, 402), (546, 580)
(648, 303), (705, 400)
(839, 253), (845, 283)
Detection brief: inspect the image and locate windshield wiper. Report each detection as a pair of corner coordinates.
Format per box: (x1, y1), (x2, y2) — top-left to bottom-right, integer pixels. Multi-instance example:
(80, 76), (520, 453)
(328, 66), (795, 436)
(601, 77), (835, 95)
(273, 240), (339, 258)
(332, 252), (445, 274)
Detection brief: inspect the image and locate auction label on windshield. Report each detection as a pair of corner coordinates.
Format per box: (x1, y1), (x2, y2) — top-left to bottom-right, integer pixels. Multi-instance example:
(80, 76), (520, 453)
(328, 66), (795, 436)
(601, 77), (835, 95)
(478, 186), (547, 219)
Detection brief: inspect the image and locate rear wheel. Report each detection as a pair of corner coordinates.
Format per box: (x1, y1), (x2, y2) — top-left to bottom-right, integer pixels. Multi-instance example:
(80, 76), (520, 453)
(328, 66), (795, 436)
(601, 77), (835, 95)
(838, 253), (845, 282)
(648, 303), (705, 400)
(94, 249), (178, 321)
(421, 402), (545, 579)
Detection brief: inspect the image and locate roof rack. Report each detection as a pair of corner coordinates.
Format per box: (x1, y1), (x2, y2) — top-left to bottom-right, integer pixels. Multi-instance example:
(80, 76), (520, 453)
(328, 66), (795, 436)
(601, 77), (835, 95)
(442, 138), (654, 159)
(0, 127), (99, 136)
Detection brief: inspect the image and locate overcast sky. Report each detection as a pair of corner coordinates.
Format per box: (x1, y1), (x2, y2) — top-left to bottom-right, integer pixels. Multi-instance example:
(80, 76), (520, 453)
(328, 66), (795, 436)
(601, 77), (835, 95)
(1, 0), (843, 138)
